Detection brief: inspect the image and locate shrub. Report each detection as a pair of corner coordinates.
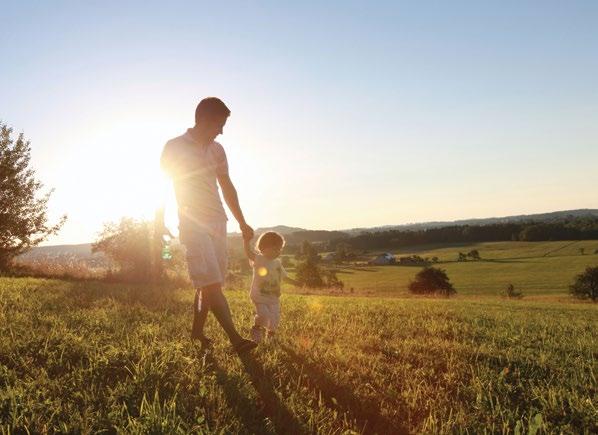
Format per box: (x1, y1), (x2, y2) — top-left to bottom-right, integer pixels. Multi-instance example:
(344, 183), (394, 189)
(92, 217), (185, 284)
(501, 283), (523, 299)
(467, 249), (481, 260)
(408, 267), (456, 296)
(569, 266), (598, 301)
(398, 255), (428, 265)
(322, 269), (344, 290)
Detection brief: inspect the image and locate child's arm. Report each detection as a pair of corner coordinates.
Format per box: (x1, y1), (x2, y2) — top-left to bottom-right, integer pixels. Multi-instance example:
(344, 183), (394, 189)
(243, 237), (256, 263)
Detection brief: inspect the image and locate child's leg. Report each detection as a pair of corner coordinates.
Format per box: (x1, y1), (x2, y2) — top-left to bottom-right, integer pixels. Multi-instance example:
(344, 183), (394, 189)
(251, 302), (270, 343)
(266, 300), (281, 338)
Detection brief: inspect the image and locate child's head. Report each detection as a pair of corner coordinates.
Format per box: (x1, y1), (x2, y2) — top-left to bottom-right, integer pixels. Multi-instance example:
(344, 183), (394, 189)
(256, 231), (285, 259)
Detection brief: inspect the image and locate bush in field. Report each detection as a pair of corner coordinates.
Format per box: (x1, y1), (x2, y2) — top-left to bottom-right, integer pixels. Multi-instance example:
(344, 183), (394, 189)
(408, 267), (455, 296)
(457, 252), (467, 262)
(322, 269), (344, 290)
(569, 266), (598, 301)
(467, 249), (481, 260)
(92, 217), (185, 283)
(93, 218), (153, 282)
(501, 283), (523, 299)
(0, 123), (66, 270)
(398, 255), (428, 265)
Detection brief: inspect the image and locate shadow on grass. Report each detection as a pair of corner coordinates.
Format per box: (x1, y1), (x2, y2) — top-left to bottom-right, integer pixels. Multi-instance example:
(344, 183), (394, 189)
(202, 350), (306, 434)
(279, 344), (408, 435)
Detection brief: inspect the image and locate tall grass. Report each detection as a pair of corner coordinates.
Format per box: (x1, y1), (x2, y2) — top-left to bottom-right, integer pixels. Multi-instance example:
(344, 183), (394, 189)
(1, 277), (597, 433)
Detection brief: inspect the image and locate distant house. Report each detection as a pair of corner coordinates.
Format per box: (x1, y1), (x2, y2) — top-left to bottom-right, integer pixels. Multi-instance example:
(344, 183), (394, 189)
(369, 253), (396, 265)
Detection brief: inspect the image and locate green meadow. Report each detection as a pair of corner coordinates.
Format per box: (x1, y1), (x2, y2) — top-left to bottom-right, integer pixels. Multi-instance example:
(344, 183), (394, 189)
(1, 263), (597, 433)
(335, 240), (598, 296)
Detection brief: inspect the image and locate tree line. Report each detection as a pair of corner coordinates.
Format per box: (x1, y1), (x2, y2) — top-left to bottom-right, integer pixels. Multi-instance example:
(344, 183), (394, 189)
(325, 219), (598, 252)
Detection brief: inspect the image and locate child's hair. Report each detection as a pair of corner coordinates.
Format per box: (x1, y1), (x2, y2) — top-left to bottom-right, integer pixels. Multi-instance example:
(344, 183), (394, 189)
(256, 231), (285, 253)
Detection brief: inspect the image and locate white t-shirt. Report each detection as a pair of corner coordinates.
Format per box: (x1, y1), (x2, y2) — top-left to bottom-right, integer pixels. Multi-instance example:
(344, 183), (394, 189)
(160, 130), (228, 225)
(250, 254), (287, 301)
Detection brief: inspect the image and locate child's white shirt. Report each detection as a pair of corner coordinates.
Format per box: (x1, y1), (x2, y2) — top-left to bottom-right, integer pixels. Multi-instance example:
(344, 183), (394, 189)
(250, 254), (287, 302)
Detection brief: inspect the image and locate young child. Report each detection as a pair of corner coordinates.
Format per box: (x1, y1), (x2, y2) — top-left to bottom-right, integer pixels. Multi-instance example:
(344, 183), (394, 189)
(244, 231), (299, 343)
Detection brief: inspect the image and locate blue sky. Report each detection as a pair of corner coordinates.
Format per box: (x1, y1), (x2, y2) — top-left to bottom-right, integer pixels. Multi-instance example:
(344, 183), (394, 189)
(2, 1), (597, 244)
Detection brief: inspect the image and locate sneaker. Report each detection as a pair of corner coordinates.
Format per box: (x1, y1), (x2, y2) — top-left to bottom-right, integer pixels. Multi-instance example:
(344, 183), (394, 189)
(251, 326), (264, 343)
(233, 338), (258, 355)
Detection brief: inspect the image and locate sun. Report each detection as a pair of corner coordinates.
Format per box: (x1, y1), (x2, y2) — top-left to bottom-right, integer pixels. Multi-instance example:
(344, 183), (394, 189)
(65, 115), (180, 235)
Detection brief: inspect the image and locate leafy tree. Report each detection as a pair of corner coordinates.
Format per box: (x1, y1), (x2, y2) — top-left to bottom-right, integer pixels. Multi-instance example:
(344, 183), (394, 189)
(569, 266), (598, 301)
(408, 267), (455, 296)
(334, 242), (353, 261)
(457, 252), (467, 262)
(298, 240), (320, 263)
(295, 256), (324, 288)
(0, 123), (66, 270)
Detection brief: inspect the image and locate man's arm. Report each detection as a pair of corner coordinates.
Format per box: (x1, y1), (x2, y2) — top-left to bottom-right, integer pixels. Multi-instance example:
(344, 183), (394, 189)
(218, 173), (254, 240)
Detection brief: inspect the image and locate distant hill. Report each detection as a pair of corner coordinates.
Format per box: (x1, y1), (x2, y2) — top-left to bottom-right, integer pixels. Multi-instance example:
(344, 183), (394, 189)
(25, 209), (598, 258)
(228, 225), (306, 236)
(18, 243), (97, 259)
(341, 209), (598, 235)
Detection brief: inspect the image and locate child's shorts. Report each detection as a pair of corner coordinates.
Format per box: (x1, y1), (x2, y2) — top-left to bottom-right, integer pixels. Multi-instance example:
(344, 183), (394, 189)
(252, 297), (281, 331)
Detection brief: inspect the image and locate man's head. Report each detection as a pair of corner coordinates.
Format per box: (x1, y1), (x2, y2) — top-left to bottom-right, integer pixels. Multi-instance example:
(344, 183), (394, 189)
(194, 97), (231, 143)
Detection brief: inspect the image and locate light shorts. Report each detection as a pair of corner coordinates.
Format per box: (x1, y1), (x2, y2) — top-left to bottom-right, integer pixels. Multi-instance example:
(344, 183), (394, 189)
(252, 297), (281, 331)
(179, 218), (227, 288)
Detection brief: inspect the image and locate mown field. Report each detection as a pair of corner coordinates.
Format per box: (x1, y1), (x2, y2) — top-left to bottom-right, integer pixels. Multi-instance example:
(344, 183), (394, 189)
(1, 276), (597, 433)
(334, 240), (598, 295)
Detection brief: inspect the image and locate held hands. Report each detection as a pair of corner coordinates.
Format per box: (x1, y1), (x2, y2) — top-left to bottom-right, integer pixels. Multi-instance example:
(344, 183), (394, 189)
(240, 222), (254, 241)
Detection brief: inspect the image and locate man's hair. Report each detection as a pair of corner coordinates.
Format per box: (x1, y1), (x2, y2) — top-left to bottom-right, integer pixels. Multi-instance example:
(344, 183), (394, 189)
(195, 97), (231, 124)
(256, 231), (285, 252)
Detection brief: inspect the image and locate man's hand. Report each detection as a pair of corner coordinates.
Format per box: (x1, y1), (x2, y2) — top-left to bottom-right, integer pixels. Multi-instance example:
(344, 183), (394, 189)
(240, 223), (254, 240)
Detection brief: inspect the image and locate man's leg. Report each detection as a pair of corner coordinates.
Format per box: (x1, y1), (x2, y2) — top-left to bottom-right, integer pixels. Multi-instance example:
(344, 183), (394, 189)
(191, 288), (210, 341)
(202, 282), (243, 345)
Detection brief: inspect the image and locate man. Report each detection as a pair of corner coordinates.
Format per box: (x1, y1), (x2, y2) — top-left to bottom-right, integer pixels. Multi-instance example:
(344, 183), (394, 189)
(160, 97), (257, 354)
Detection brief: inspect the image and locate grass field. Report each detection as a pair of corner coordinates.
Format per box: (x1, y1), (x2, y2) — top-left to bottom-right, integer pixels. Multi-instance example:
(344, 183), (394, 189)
(335, 240), (598, 295)
(1, 276), (597, 433)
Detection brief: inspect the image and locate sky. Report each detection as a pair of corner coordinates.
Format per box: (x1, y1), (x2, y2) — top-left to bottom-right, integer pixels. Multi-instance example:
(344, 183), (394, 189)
(1, 1), (597, 245)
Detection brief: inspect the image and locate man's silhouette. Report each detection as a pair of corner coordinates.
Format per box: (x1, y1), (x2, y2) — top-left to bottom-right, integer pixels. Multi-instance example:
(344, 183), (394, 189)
(160, 97), (256, 353)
